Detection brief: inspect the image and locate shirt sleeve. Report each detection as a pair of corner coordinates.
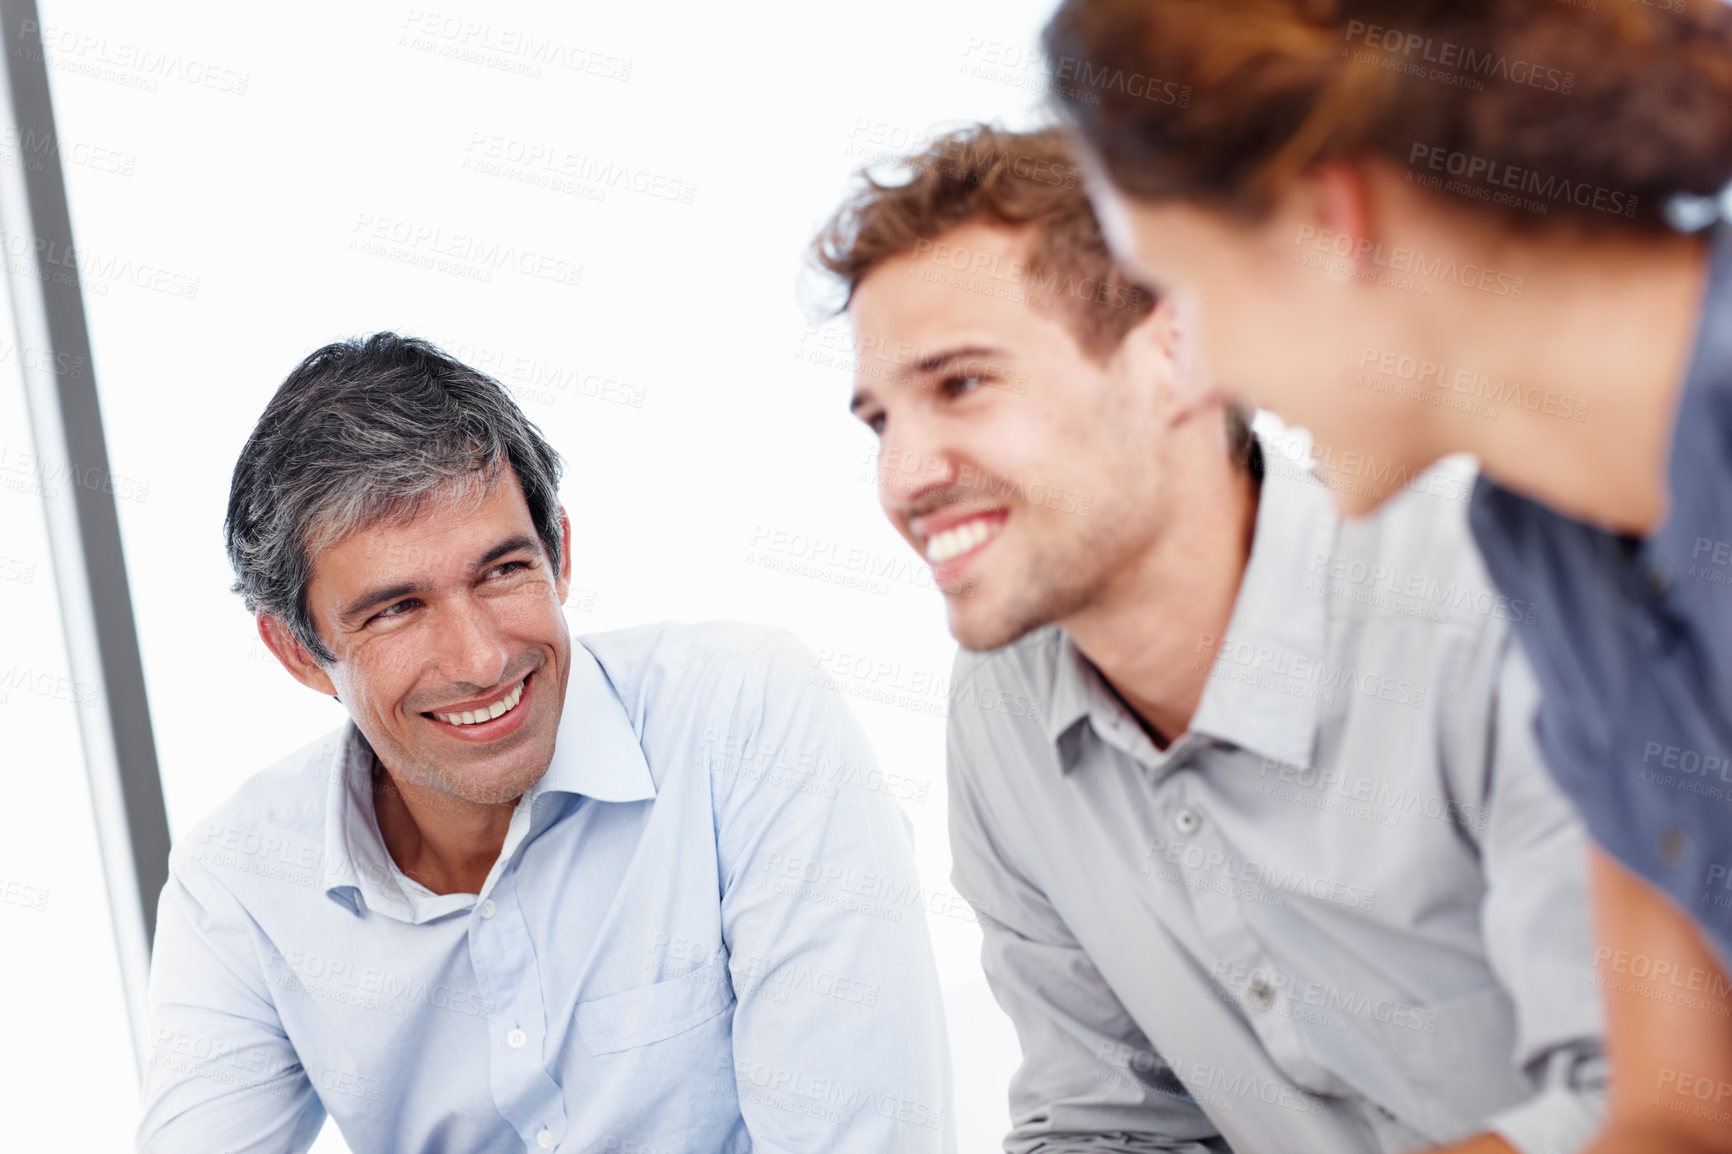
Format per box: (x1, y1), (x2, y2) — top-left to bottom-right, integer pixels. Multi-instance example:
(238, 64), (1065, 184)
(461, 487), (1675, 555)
(711, 631), (954, 1154)
(136, 859), (324, 1154)
(1463, 638), (1607, 1154)
(947, 701), (1229, 1154)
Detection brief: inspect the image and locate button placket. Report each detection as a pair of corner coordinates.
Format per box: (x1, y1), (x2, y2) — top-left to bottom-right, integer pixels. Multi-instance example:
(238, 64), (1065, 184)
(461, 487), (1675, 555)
(1171, 793), (1314, 1082)
(470, 869), (567, 1149)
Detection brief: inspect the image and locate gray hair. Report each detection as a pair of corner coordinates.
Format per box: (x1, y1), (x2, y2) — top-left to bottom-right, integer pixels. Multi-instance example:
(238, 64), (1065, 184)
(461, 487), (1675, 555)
(224, 332), (565, 664)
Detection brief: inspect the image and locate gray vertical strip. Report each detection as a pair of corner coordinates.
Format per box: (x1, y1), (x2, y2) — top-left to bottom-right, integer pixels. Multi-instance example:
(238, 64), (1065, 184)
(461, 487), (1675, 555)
(0, 0), (168, 1076)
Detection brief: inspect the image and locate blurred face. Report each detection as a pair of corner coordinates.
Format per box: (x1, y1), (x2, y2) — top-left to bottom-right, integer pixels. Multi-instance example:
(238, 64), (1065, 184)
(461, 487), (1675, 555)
(1087, 174), (1437, 514)
(848, 220), (1183, 651)
(280, 468), (572, 806)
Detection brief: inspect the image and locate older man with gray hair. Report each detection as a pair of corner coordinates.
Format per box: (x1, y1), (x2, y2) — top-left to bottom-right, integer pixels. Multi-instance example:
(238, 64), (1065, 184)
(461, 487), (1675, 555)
(136, 333), (953, 1154)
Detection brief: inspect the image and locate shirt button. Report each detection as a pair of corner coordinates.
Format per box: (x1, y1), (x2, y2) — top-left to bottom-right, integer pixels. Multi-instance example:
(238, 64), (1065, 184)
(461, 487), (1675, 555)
(1646, 566), (1672, 596)
(1660, 827), (1689, 867)
(1249, 977), (1274, 1008)
(480, 899), (496, 918)
(508, 1028), (527, 1049)
(536, 1130), (553, 1149)
(1173, 807), (1201, 835)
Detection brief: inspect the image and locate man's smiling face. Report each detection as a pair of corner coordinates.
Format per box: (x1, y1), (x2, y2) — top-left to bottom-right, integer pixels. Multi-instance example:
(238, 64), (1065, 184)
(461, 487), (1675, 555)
(280, 466), (573, 806)
(847, 219), (1183, 652)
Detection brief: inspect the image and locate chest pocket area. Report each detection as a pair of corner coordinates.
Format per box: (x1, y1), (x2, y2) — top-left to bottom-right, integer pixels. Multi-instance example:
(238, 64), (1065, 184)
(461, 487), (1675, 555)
(575, 955), (736, 1055)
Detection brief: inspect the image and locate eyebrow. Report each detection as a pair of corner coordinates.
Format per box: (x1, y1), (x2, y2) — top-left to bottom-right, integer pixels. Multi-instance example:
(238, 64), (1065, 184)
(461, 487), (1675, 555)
(335, 533), (541, 627)
(848, 344), (1010, 415)
(913, 344), (1006, 376)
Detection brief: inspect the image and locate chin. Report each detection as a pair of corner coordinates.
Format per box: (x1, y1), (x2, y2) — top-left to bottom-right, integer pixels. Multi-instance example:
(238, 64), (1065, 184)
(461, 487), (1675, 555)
(947, 600), (1040, 655)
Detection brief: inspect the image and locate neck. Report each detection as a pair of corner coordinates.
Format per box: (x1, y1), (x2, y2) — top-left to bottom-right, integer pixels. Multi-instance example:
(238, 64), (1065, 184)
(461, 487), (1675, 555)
(371, 758), (518, 895)
(1060, 450), (1260, 746)
(1431, 227), (1711, 534)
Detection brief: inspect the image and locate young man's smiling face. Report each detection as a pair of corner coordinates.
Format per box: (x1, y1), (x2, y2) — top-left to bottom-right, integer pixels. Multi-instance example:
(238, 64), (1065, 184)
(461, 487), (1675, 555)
(847, 219), (1186, 652)
(265, 466), (573, 806)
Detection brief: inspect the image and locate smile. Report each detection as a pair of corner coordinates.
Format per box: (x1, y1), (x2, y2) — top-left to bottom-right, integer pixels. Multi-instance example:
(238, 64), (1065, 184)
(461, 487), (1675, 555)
(432, 676), (526, 727)
(924, 515), (1005, 564)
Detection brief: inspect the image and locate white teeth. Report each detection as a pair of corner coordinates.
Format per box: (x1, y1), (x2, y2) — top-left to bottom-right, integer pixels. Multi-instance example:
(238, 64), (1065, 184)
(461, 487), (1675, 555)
(925, 518), (998, 564)
(436, 679), (525, 727)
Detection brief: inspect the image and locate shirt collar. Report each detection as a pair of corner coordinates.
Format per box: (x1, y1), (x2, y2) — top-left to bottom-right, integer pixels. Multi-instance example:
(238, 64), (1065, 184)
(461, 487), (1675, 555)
(1186, 457), (1335, 770)
(1044, 444), (1336, 775)
(321, 630), (656, 917)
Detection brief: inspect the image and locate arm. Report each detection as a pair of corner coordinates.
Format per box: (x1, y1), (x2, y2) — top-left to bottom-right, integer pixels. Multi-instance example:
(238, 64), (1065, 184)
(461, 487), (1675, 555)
(947, 700), (1227, 1154)
(136, 866), (323, 1154)
(1456, 640), (1606, 1154)
(1583, 848), (1732, 1154)
(713, 632), (953, 1154)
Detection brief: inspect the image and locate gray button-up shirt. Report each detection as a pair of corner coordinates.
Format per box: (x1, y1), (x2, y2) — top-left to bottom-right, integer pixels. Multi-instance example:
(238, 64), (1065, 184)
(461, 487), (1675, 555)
(947, 453), (1603, 1154)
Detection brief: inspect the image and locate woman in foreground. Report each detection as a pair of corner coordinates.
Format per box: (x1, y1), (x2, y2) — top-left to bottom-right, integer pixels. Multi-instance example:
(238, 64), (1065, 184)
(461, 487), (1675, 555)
(1041, 1), (1732, 1149)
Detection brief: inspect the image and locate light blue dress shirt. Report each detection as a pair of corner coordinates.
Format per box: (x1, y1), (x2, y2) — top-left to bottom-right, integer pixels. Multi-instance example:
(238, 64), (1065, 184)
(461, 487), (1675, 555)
(137, 621), (954, 1154)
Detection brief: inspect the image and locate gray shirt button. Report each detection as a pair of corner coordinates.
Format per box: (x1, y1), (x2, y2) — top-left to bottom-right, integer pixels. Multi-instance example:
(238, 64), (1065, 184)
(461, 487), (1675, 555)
(1249, 977), (1273, 1008)
(1174, 807), (1201, 835)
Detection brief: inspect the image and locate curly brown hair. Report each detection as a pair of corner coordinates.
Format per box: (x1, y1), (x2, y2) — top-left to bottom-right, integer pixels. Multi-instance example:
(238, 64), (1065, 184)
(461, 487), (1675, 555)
(810, 123), (1157, 360)
(1043, 0), (1732, 231)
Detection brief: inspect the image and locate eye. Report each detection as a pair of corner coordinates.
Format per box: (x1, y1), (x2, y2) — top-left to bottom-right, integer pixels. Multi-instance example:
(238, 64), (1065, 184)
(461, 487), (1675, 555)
(370, 599), (418, 624)
(856, 408), (887, 436)
(485, 560), (531, 580)
(941, 374), (984, 398)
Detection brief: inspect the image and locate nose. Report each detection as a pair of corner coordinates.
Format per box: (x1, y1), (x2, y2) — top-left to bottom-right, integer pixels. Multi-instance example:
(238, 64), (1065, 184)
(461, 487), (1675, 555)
(430, 594), (511, 694)
(878, 411), (958, 516)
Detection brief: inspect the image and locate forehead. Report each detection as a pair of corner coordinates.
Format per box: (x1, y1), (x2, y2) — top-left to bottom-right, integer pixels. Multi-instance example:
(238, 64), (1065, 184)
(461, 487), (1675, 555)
(849, 220), (1052, 359)
(309, 470), (532, 581)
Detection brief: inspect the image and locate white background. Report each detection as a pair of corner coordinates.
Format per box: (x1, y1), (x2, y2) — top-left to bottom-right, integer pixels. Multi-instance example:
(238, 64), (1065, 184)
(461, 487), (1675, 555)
(0, 0), (1070, 1148)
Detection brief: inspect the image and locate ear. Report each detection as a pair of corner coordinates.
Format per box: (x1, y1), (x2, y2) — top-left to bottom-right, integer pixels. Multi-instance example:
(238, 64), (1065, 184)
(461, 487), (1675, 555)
(554, 506), (573, 604)
(257, 613), (338, 697)
(1152, 290), (1221, 425)
(1312, 160), (1378, 280)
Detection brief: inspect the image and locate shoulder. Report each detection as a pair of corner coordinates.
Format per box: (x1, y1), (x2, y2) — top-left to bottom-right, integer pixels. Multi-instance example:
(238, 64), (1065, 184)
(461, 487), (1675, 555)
(946, 627), (1062, 769)
(579, 619), (816, 717)
(1333, 459), (1541, 635)
(167, 725), (352, 896)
